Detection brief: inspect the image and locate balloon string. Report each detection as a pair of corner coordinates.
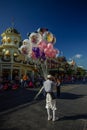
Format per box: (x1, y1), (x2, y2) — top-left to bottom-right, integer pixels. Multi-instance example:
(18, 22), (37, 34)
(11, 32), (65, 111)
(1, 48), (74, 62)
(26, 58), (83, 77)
(41, 59), (48, 80)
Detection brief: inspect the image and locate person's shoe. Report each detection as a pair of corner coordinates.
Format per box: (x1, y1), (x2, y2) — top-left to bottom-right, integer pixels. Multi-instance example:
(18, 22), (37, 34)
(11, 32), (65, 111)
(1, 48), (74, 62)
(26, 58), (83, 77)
(52, 117), (59, 121)
(48, 116), (52, 121)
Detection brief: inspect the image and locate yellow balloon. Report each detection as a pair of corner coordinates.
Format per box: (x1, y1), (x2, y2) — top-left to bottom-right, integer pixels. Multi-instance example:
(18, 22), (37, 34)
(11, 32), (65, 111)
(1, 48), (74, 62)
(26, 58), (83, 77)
(46, 33), (53, 42)
(43, 32), (53, 43)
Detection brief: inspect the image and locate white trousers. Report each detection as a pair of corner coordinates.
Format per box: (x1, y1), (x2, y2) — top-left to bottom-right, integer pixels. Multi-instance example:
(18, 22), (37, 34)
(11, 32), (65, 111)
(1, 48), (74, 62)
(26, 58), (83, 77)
(45, 93), (57, 110)
(45, 93), (57, 120)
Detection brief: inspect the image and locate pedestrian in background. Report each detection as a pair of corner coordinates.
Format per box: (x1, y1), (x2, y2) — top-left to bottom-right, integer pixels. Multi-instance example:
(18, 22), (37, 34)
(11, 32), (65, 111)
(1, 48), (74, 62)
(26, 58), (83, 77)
(56, 78), (61, 98)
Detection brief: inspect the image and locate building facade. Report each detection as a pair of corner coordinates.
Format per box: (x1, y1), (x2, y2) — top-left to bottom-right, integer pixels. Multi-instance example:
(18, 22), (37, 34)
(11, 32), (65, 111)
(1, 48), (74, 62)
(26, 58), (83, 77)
(0, 27), (36, 80)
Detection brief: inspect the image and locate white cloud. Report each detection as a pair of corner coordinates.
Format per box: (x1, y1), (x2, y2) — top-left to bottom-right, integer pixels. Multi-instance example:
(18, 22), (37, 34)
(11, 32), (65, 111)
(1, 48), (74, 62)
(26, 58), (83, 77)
(68, 54), (87, 69)
(74, 54), (82, 59)
(69, 54), (82, 61)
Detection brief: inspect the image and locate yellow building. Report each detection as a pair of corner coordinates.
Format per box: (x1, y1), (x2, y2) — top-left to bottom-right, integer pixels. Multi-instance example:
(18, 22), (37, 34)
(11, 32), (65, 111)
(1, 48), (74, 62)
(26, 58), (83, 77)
(0, 27), (36, 80)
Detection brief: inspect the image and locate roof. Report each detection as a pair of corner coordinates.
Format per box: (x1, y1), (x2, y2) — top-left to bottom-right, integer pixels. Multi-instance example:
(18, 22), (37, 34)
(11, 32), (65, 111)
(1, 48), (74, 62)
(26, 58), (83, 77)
(4, 27), (20, 34)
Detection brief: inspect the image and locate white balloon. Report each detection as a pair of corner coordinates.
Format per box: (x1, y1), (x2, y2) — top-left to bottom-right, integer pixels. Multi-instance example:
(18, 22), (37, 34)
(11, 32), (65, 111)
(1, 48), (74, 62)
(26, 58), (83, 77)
(19, 45), (28, 55)
(23, 39), (30, 45)
(19, 39), (32, 55)
(29, 32), (42, 47)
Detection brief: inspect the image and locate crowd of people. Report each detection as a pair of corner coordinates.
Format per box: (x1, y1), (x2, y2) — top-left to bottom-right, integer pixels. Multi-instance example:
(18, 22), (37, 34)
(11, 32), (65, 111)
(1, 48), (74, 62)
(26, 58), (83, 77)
(0, 72), (87, 91)
(0, 74), (45, 91)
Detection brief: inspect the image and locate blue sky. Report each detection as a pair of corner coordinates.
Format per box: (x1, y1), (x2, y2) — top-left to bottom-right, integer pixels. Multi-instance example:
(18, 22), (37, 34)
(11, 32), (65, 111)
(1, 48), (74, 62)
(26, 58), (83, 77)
(0, 0), (87, 69)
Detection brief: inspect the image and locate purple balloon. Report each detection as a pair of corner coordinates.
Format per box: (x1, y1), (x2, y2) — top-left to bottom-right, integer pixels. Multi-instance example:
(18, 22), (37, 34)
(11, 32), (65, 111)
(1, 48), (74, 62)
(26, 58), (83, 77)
(36, 48), (40, 53)
(41, 53), (46, 60)
(34, 50), (40, 58)
(32, 47), (40, 53)
(32, 47), (36, 52)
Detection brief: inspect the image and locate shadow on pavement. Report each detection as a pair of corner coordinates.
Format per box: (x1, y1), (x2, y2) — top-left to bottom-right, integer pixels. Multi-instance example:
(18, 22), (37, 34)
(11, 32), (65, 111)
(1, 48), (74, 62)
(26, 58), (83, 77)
(60, 92), (84, 100)
(0, 128), (19, 130)
(0, 87), (44, 113)
(59, 114), (87, 121)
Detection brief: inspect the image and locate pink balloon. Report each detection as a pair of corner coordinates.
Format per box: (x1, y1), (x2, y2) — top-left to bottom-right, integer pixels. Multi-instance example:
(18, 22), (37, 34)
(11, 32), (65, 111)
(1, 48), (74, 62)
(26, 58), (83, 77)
(50, 49), (56, 58)
(44, 47), (57, 58)
(31, 52), (36, 59)
(44, 49), (50, 56)
(45, 52), (50, 57)
(44, 48), (48, 53)
(50, 53), (53, 58)
(52, 49), (57, 54)
(49, 49), (53, 53)
(38, 44), (44, 51)
(52, 52), (56, 57)
(40, 41), (47, 49)
(47, 43), (53, 49)
(38, 41), (47, 51)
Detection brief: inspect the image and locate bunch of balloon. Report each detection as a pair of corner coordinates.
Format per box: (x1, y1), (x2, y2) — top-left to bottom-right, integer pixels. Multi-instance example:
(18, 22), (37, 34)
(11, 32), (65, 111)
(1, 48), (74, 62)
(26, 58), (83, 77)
(19, 28), (59, 79)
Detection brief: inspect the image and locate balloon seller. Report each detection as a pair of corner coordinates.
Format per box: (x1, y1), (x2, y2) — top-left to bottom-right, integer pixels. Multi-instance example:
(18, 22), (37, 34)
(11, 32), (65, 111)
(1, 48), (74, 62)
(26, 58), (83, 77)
(43, 74), (59, 121)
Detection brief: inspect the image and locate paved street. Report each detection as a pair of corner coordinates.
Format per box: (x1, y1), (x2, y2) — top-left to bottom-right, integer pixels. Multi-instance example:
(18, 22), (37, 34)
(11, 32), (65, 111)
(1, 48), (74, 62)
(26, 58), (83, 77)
(0, 84), (87, 130)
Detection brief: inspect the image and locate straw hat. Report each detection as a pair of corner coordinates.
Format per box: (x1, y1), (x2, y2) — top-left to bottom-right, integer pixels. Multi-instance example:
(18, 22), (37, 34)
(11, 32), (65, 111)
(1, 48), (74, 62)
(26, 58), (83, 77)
(47, 75), (52, 79)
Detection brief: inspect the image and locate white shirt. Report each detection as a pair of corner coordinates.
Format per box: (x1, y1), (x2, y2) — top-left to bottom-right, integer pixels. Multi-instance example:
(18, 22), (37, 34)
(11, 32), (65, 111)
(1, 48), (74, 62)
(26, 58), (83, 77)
(43, 79), (55, 92)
